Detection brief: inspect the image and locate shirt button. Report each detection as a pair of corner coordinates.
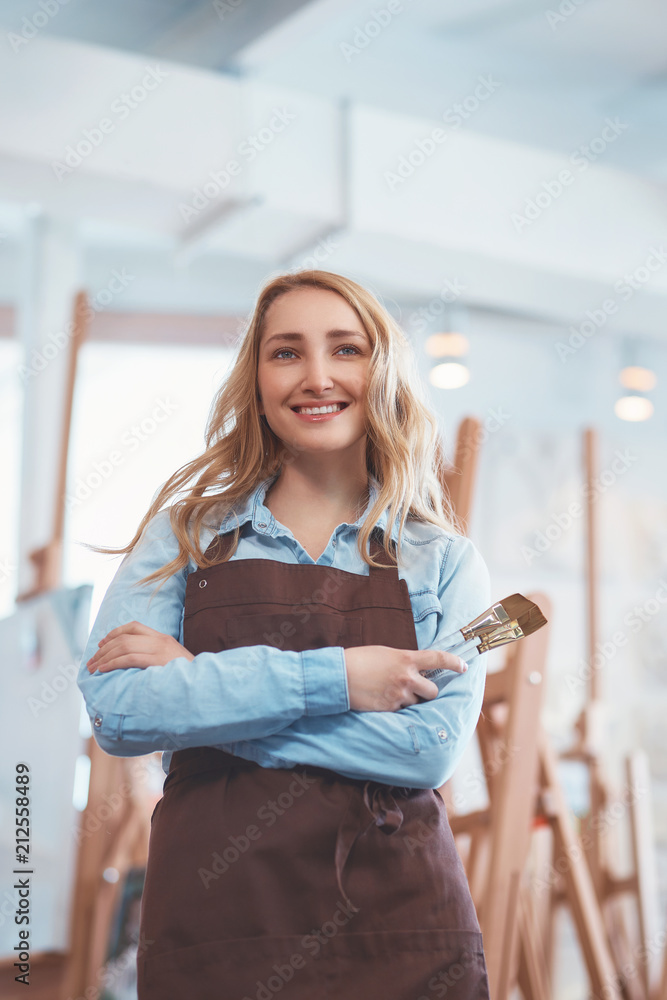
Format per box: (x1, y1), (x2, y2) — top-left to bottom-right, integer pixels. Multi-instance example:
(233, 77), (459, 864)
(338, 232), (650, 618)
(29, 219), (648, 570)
(93, 715), (103, 729)
(437, 728), (447, 741)
(257, 522), (267, 529)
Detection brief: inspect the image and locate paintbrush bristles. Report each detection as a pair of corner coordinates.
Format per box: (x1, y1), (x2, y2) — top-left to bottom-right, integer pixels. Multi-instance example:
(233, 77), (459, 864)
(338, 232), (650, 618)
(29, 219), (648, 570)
(519, 606), (548, 636)
(500, 593), (529, 619)
(501, 594), (548, 636)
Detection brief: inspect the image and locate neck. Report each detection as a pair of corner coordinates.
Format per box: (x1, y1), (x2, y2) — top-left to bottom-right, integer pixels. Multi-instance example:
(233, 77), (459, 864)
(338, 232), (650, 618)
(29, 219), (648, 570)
(265, 467), (371, 524)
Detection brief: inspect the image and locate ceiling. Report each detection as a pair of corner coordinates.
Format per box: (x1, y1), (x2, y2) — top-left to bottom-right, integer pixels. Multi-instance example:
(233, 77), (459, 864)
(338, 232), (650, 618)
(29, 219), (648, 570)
(1, 0), (316, 73)
(0, 0), (666, 333)
(2, 0), (663, 182)
(236, 0), (667, 185)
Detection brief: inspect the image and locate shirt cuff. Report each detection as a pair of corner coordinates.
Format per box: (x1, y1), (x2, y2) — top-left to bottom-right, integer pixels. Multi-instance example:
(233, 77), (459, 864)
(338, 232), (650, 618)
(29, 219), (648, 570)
(301, 646), (349, 716)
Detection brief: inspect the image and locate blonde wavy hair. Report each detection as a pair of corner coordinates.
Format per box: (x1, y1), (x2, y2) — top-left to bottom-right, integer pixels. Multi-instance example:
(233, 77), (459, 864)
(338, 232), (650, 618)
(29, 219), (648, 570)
(89, 269), (460, 589)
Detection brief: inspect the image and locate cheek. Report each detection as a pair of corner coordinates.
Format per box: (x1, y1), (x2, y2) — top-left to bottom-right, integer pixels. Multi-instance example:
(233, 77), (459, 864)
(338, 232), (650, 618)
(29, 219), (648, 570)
(351, 371), (369, 399)
(256, 368), (282, 403)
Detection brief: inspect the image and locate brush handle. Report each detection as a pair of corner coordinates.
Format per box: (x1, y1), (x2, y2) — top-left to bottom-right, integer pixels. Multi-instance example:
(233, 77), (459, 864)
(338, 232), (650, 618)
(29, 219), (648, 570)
(431, 627), (467, 648)
(419, 635), (481, 682)
(429, 636), (480, 659)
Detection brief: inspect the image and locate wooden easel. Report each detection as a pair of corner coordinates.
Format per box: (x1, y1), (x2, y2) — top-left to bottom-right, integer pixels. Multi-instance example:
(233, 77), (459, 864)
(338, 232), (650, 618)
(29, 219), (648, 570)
(557, 429), (664, 999)
(448, 608), (626, 1000)
(16, 291), (89, 602)
(435, 414), (482, 807)
(56, 298), (157, 999)
(437, 418), (644, 998)
(441, 415), (483, 532)
(471, 595), (552, 997)
(3, 288), (155, 1000)
(1, 291), (89, 997)
(61, 746), (156, 1000)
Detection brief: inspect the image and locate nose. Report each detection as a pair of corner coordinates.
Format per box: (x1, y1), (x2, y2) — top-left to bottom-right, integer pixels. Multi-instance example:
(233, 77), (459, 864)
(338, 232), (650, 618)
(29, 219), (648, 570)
(300, 352), (335, 394)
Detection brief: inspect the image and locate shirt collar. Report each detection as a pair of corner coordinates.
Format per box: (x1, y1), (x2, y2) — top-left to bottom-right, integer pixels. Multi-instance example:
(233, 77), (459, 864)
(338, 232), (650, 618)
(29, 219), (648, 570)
(219, 472), (401, 543)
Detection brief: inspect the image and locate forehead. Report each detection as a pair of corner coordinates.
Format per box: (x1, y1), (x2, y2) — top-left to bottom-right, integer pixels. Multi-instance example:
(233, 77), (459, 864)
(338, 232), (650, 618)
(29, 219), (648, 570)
(262, 287), (367, 335)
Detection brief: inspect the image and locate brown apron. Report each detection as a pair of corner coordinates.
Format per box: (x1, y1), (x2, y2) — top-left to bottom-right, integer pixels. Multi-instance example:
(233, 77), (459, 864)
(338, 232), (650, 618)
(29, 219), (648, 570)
(137, 526), (490, 999)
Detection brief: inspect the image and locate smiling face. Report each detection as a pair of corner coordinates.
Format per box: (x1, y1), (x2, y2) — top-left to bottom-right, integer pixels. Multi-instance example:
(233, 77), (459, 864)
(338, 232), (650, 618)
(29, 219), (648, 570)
(256, 286), (373, 463)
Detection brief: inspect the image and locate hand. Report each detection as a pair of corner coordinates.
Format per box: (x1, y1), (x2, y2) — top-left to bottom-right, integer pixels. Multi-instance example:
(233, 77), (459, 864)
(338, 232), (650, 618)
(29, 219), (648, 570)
(86, 621), (195, 673)
(344, 645), (469, 712)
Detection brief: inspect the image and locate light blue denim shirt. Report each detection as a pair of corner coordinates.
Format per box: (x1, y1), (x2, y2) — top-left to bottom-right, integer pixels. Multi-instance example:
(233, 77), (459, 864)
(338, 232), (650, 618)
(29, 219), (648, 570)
(77, 473), (490, 790)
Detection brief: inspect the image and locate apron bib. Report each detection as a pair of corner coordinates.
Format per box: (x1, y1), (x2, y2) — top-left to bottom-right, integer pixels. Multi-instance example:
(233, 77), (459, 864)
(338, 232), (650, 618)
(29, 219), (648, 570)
(137, 526), (489, 999)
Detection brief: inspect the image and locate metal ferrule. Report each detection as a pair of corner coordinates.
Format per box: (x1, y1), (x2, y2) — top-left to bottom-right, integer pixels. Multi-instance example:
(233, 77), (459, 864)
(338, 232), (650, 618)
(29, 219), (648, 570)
(460, 601), (511, 641)
(477, 622), (524, 652)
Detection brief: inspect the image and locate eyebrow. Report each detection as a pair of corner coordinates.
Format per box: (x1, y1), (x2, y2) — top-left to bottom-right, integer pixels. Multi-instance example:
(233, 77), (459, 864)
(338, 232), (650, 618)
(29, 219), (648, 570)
(262, 329), (368, 349)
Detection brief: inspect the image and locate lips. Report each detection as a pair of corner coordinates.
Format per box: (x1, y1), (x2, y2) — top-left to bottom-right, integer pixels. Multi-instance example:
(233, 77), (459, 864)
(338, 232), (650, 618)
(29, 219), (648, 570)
(290, 402), (350, 412)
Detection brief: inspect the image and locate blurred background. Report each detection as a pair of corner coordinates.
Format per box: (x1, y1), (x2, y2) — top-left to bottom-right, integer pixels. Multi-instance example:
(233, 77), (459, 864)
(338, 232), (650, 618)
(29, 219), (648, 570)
(1, 1), (666, 998)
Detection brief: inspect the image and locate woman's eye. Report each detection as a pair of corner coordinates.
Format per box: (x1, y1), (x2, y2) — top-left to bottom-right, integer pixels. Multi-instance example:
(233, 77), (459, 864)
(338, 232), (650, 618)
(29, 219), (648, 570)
(272, 345), (360, 359)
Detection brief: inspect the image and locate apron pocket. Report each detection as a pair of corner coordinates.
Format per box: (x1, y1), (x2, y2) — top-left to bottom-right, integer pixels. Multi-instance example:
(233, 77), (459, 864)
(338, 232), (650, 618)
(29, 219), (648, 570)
(227, 612), (363, 651)
(137, 928), (489, 1000)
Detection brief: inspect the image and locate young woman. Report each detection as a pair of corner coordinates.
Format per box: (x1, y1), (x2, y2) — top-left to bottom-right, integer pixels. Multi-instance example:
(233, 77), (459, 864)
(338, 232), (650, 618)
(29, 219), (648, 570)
(78, 270), (491, 999)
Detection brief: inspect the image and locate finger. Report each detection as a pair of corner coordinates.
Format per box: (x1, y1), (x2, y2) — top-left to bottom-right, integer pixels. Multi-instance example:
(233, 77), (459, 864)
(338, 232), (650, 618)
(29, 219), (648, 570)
(91, 653), (159, 673)
(97, 621), (155, 646)
(87, 636), (154, 670)
(418, 661), (467, 679)
(411, 675), (440, 701)
(88, 644), (147, 671)
(421, 650), (469, 673)
(394, 676), (439, 708)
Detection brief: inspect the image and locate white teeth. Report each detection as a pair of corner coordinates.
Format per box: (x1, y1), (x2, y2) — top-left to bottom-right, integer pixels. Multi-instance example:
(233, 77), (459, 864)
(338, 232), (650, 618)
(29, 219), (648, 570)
(295, 403), (345, 414)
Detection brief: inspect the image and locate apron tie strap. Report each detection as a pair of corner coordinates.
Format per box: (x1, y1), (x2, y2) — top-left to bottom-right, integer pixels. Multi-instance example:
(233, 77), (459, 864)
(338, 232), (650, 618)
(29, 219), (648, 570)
(334, 781), (406, 914)
(363, 781), (405, 833)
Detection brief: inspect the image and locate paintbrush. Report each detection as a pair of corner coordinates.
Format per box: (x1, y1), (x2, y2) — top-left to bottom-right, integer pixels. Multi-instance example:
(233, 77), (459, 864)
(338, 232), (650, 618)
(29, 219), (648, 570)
(420, 594), (547, 681)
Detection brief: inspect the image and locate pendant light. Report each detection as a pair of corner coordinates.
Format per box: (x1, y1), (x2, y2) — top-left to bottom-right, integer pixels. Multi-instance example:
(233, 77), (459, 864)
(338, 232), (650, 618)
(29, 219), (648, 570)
(426, 305), (470, 389)
(614, 338), (656, 422)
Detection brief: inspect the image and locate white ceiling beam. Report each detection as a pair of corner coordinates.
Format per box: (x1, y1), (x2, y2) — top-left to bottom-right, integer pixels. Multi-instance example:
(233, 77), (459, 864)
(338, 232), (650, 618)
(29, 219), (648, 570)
(1, 32), (667, 339)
